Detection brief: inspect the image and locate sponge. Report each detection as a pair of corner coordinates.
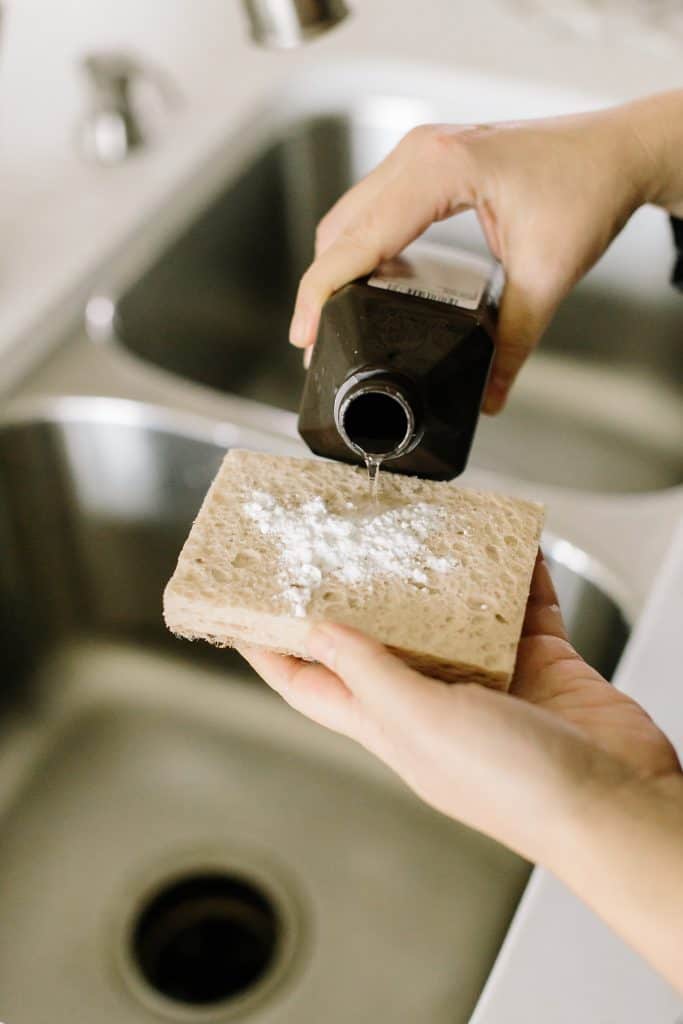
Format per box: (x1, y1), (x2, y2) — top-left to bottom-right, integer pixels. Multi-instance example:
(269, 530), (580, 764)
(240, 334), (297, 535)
(164, 449), (544, 689)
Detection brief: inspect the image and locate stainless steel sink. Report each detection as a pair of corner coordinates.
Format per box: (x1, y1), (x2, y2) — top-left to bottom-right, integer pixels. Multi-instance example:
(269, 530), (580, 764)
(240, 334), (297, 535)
(3, 66), (681, 1023)
(99, 111), (683, 494)
(0, 402), (629, 1022)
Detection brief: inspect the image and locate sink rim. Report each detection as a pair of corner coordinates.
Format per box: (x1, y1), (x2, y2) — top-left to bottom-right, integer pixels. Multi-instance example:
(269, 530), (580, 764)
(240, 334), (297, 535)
(0, 392), (636, 1020)
(0, 393), (635, 630)
(0, 392), (299, 454)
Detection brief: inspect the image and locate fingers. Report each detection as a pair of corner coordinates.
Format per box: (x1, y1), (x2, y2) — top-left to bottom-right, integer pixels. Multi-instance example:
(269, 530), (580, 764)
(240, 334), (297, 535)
(482, 275), (558, 414)
(522, 550), (569, 641)
(237, 645), (356, 736)
(307, 622), (434, 714)
(314, 123), (468, 261)
(289, 177), (438, 348)
(295, 138), (411, 359)
(511, 634), (596, 707)
(290, 129), (475, 349)
(476, 197), (503, 261)
(295, 114), (625, 415)
(289, 232), (386, 348)
(314, 146), (405, 257)
(512, 552), (589, 701)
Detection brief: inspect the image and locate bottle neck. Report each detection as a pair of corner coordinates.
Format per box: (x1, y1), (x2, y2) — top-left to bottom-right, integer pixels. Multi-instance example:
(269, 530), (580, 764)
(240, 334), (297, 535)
(333, 373), (420, 462)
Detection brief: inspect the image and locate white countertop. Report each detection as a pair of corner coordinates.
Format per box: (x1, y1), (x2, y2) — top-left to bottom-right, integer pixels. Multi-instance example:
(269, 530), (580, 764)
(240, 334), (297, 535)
(2, 0), (683, 1018)
(3, 0), (683, 379)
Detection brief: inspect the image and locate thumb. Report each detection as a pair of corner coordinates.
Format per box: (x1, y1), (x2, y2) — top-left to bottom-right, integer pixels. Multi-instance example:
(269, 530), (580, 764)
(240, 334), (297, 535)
(307, 622), (436, 713)
(483, 274), (561, 414)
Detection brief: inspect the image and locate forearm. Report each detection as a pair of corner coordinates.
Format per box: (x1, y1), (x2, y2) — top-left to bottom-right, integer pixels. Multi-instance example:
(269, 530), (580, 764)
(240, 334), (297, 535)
(550, 770), (683, 993)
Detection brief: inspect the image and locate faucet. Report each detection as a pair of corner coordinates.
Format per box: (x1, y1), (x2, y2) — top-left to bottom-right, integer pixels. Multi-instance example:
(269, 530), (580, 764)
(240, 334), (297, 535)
(78, 0), (350, 165)
(242, 0), (350, 48)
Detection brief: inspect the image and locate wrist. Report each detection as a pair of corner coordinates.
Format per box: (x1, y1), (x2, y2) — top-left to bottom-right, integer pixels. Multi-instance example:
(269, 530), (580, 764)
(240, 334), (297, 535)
(618, 90), (683, 214)
(535, 749), (637, 876)
(548, 762), (683, 878)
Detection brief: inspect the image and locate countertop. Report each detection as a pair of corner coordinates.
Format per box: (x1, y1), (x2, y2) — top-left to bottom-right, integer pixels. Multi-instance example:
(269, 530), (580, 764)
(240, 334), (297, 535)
(3, 0), (683, 382)
(2, 0), (683, 1019)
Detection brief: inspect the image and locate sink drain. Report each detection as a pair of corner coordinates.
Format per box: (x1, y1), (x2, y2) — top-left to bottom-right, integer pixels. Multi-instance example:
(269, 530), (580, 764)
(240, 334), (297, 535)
(130, 872), (281, 1007)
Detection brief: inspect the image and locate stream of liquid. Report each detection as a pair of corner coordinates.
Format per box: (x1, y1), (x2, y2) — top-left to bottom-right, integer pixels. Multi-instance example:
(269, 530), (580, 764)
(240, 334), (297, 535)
(364, 455), (384, 502)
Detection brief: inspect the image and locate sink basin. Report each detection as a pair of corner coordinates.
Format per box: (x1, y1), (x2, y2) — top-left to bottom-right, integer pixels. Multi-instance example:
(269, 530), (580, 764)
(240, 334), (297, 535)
(0, 403), (629, 1022)
(105, 108), (683, 494)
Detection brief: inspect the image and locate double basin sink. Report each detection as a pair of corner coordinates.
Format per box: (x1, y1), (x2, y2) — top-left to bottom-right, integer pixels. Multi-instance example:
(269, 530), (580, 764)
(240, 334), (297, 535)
(1, 70), (681, 1023)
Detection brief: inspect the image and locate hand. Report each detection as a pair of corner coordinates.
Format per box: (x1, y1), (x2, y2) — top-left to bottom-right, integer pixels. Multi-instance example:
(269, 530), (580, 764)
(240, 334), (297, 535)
(289, 90), (683, 413)
(239, 554), (680, 867)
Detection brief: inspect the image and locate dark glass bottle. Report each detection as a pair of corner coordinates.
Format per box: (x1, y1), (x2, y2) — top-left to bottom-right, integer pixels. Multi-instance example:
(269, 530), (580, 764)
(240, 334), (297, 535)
(298, 242), (501, 480)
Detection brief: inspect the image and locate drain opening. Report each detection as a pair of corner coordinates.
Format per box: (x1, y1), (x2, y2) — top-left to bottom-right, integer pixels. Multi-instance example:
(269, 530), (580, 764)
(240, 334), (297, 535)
(131, 873), (281, 1006)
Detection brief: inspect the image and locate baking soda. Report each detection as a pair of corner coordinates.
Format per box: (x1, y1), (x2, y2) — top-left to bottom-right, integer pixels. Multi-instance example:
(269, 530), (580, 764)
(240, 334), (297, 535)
(243, 490), (455, 617)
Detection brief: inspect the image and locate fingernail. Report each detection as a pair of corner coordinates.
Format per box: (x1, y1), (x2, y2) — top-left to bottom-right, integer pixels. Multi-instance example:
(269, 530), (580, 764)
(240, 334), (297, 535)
(483, 374), (509, 415)
(303, 346), (313, 369)
(289, 310), (309, 347)
(482, 393), (501, 415)
(307, 624), (336, 668)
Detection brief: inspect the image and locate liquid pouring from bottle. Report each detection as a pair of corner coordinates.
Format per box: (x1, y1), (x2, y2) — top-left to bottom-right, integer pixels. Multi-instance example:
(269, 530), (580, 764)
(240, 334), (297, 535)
(334, 377), (418, 497)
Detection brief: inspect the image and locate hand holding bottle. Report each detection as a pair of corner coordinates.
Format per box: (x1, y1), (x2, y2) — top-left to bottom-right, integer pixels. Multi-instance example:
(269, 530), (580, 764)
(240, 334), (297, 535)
(289, 90), (683, 412)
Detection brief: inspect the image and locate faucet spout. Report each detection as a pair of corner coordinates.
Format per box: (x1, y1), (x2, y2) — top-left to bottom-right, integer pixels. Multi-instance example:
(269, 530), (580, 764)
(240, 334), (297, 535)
(243, 0), (349, 49)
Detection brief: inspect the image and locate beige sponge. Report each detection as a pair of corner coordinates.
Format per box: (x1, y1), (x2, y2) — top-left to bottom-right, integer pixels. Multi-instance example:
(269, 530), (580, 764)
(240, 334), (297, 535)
(164, 450), (544, 689)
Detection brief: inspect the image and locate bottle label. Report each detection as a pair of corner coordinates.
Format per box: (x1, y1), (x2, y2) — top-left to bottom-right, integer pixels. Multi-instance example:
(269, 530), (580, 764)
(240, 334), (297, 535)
(368, 241), (492, 311)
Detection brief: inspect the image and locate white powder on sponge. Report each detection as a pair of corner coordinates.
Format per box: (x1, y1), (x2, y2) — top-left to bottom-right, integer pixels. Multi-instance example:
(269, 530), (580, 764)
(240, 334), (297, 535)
(243, 490), (455, 617)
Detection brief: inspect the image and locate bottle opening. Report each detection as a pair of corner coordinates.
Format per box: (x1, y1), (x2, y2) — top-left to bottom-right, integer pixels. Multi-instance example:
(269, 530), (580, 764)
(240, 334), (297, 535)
(341, 388), (413, 457)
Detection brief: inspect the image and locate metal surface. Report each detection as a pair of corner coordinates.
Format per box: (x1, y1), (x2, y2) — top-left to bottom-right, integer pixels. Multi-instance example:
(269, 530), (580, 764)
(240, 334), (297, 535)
(0, 402), (552, 1023)
(0, 73), (676, 1024)
(242, 0), (349, 49)
(77, 52), (179, 165)
(78, 53), (147, 164)
(0, 403), (630, 1020)
(99, 111), (682, 493)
